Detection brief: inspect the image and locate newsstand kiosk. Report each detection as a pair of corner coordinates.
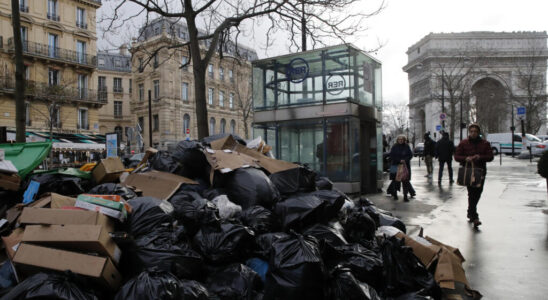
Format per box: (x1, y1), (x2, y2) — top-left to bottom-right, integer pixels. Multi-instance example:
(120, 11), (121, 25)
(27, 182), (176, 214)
(252, 44), (383, 194)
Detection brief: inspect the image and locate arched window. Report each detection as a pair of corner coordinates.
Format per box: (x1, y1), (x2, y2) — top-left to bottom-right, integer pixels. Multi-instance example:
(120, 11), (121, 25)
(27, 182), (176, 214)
(183, 114), (190, 135)
(209, 117), (216, 135)
(220, 118), (226, 134)
(230, 120), (236, 134)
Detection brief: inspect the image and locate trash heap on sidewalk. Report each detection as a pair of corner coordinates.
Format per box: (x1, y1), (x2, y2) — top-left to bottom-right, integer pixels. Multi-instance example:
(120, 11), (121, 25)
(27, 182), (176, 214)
(0, 135), (482, 300)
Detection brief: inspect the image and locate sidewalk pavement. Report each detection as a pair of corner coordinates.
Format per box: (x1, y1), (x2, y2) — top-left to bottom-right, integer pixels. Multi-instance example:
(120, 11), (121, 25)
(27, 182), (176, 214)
(367, 156), (548, 299)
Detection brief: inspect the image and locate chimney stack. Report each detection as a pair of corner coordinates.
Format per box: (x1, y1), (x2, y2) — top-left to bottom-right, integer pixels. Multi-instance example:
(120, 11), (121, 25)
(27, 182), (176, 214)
(119, 44), (127, 56)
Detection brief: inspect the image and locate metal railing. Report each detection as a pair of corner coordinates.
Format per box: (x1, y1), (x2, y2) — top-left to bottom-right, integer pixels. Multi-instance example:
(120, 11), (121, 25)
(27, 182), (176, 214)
(47, 13), (60, 21)
(76, 22), (88, 29)
(7, 38), (97, 68)
(113, 87), (123, 93)
(20, 5), (29, 12)
(0, 77), (106, 105)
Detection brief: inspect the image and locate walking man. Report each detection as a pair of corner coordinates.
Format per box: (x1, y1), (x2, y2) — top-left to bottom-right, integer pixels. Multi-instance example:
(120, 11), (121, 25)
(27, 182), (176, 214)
(423, 132), (436, 178)
(435, 132), (455, 184)
(454, 124), (494, 227)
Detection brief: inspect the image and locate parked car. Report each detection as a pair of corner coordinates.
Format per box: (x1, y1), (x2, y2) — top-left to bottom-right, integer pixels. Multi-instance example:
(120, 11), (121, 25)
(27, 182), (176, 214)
(413, 143), (424, 157)
(487, 132), (545, 156)
(537, 135), (548, 143)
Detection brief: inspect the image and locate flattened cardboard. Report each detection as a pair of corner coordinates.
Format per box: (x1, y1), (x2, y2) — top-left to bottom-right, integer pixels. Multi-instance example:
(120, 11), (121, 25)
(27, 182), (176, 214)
(19, 208), (114, 232)
(36, 193), (77, 209)
(22, 224), (121, 264)
(92, 157), (125, 184)
(1, 228), (24, 260)
(210, 135), (239, 150)
(14, 243), (121, 289)
(425, 236), (470, 290)
(204, 148), (259, 172)
(123, 170), (197, 200)
(234, 144), (298, 174)
(0, 173), (21, 191)
(396, 232), (441, 268)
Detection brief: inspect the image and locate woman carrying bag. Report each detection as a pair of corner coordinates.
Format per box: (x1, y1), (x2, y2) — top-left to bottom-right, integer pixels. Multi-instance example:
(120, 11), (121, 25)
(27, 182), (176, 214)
(387, 135), (416, 201)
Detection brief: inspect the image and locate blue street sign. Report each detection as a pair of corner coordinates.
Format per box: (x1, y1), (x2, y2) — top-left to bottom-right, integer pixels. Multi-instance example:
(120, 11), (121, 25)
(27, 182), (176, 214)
(436, 125), (442, 131)
(517, 107), (526, 115)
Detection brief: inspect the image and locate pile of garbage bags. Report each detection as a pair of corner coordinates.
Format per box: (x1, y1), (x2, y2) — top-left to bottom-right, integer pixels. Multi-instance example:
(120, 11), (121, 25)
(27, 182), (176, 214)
(0, 134), (478, 300)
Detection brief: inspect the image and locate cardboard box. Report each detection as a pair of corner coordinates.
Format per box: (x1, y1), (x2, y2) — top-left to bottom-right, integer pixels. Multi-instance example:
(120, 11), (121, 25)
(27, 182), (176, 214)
(75, 199), (125, 221)
(19, 208), (114, 232)
(395, 232), (441, 268)
(92, 157), (125, 184)
(14, 243), (121, 289)
(1, 228), (24, 260)
(34, 193), (77, 209)
(77, 195), (124, 211)
(123, 170), (197, 200)
(84, 194), (121, 202)
(0, 173), (21, 191)
(22, 224), (121, 264)
(424, 236), (469, 290)
(234, 144), (298, 174)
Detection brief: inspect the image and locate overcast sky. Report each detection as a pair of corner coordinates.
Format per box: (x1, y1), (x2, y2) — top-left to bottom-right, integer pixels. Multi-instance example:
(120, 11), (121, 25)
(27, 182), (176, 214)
(98, 0), (548, 106)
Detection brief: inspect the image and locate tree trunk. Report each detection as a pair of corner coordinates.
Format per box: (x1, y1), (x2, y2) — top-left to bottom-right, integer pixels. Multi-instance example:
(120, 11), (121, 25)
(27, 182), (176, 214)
(449, 95), (456, 141)
(193, 67), (209, 139)
(243, 119), (249, 139)
(11, 0), (26, 143)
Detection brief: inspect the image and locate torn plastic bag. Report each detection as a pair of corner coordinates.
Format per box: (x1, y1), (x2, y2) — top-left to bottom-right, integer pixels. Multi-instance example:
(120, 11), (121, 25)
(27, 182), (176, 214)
(240, 206), (279, 234)
(381, 236), (440, 299)
(264, 232), (324, 299)
(302, 222), (348, 247)
(168, 191), (220, 236)
(246, 258), (269, 282)
(87, 183), (137, 200)
(219, 168), (281, 209)
(316, 176), (333, 190)
(1, 271), (99, 300)
(268, 166), (316, 196)
(122, 225), (203, 279)
(206, 263), (262, 300)
(323, 243), (384, 291)
(273, 194), (326, 231)
(212, 195), (242, 219)
(26, 173), (91, 197)
(253, 232), (290, 260)
(172, 140), (210, 181)
(327, 267), (382, 300)
(344, 210), (377, 243)
(309, 190), (346, 221)
(148, 151), (183, 175)
(126, 197), (174, 238)
(193, 223), (255, 264)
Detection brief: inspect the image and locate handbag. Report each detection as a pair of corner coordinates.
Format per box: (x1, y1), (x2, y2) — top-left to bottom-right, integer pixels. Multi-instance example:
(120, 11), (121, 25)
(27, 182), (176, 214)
(457, 161), (484, 187)
(395, 163), (409, 182)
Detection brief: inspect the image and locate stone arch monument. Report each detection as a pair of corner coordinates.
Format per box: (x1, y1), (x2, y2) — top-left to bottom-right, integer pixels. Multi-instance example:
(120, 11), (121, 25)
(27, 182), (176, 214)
(403, 32), (548, 141)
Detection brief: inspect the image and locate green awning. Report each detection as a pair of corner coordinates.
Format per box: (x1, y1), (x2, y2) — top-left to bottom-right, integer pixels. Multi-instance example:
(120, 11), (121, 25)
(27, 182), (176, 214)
(32, 167), (92, 180)
(0, 142), (52, 179)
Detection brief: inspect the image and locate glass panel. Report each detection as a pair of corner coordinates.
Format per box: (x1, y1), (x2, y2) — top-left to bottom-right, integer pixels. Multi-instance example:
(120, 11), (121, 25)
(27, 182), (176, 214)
(325, 118), (350, 181)
(278, 120), (323, 174)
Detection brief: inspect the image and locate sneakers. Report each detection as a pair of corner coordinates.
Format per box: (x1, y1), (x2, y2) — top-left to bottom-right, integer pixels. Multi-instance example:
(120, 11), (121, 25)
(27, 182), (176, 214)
(473, 219), (482, 227)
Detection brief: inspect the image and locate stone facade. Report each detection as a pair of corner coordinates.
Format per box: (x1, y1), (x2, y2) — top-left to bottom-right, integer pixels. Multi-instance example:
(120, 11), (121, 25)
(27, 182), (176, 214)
(0, 0), (103, 134)
(130, 18), (256, 149)
(403, 32), (548, 140)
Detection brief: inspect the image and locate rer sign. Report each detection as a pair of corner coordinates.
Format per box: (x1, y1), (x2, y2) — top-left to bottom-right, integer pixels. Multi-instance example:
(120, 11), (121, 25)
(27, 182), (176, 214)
(516, 106), (526, 120)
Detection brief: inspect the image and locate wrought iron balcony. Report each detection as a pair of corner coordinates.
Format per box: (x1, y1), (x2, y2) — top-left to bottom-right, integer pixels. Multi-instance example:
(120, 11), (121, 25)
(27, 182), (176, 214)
(0, 77), (106, 105)
(113, 87), (123, 93)
(76, 21), (88, 29)
(7, 38), (97, 69)
(47, 13), (60, 21)
(19, 5), (29, 13)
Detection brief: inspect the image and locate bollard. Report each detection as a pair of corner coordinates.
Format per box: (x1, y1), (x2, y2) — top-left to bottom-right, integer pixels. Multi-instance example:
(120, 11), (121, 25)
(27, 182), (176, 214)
(530, 147), (532, 163)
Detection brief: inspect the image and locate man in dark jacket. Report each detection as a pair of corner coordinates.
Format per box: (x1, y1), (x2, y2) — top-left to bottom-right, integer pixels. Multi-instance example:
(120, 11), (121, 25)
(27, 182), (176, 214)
(435, 132), (455, 183)
(454, 123), (494, 227)
(423, 132), (436, 178)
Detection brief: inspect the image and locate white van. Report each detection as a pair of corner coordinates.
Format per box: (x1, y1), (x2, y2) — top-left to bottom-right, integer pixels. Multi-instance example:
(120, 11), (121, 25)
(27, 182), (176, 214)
(486, 133), (544, 155)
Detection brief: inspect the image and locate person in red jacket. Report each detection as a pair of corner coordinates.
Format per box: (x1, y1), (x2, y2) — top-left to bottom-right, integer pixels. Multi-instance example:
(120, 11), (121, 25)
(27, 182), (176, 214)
(454, 123), (494, 227)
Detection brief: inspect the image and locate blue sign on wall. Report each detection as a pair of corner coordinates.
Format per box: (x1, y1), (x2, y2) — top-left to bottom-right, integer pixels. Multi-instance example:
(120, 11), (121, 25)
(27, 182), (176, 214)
(436, 125), (442, 131)
(517, 107), (526, 115)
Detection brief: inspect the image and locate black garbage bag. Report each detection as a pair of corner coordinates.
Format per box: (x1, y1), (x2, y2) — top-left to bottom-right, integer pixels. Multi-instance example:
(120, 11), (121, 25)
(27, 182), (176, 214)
(170, 181), (208, 197)
(273, 194), (326, 231)
(302, 222), (348, 248)
(149, 151), (183, 174)
(393, 290), (435, 300)
(268, 166), (316, 196)
(1, 271), (99, 300)
(309, 190), (346, 221)
(126, 197), (174, 238)
(122, 225), (203, 279)
(327, 267), (382, 300)
(87, 183), (137, 200)
(253, 232), (290, 260)
(202, 188), (229, 200)
(193, 223), (255, 264)
(240, 206), (279, 234)
(316, 176), (333, 190)
(172, 140), (210, 181)
(362, 206), (406, 233)
(344, 210), (377, 243)
(206, 263), (263, 300)
(219, 168), (281, 209)
(264, 232), (324, 299)
(323, 243), (384, 291)
(168, 192), (220, 236)
(201, 134), (247, 146)
(381, 236), (440, 299)
(26, 173), (91, 197)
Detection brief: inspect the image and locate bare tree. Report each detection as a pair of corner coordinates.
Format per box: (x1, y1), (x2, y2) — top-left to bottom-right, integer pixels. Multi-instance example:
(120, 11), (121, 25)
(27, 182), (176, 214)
(382, 101), (409, 138)
(10, 0), (26, 142)
(227, 57), (253, 139)
(101, 0), (384, 139)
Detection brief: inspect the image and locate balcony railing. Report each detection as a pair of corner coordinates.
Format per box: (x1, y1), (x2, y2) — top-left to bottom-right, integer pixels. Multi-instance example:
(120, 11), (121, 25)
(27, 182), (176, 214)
(20, 5), (29, 12)
(113, 87), (123, 93)
(76, 22), (88, 29)
(7, 38), (97, 68)
(0, 77), (106, 105)
(47, 13), (60, 21)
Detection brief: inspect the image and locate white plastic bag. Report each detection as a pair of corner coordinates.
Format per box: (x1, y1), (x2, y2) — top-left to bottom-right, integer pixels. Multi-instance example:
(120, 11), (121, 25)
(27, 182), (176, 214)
(212, 195), (242, 219)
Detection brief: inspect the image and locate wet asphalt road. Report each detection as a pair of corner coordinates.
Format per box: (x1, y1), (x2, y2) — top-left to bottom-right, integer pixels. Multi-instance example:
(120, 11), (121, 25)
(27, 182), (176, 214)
(367, 156), (548, 299)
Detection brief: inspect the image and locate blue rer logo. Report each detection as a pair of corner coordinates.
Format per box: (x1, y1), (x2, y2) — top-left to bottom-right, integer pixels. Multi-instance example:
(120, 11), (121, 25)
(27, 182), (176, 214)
(286, 58), (309, 83)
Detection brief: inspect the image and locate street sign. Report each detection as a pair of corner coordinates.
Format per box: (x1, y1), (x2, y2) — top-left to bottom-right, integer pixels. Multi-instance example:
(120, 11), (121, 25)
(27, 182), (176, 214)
(186, 128), (190, 140)
(436, 125), (442, 131)
(517, 106), (526, 120)
(439, 113), (447, 121)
